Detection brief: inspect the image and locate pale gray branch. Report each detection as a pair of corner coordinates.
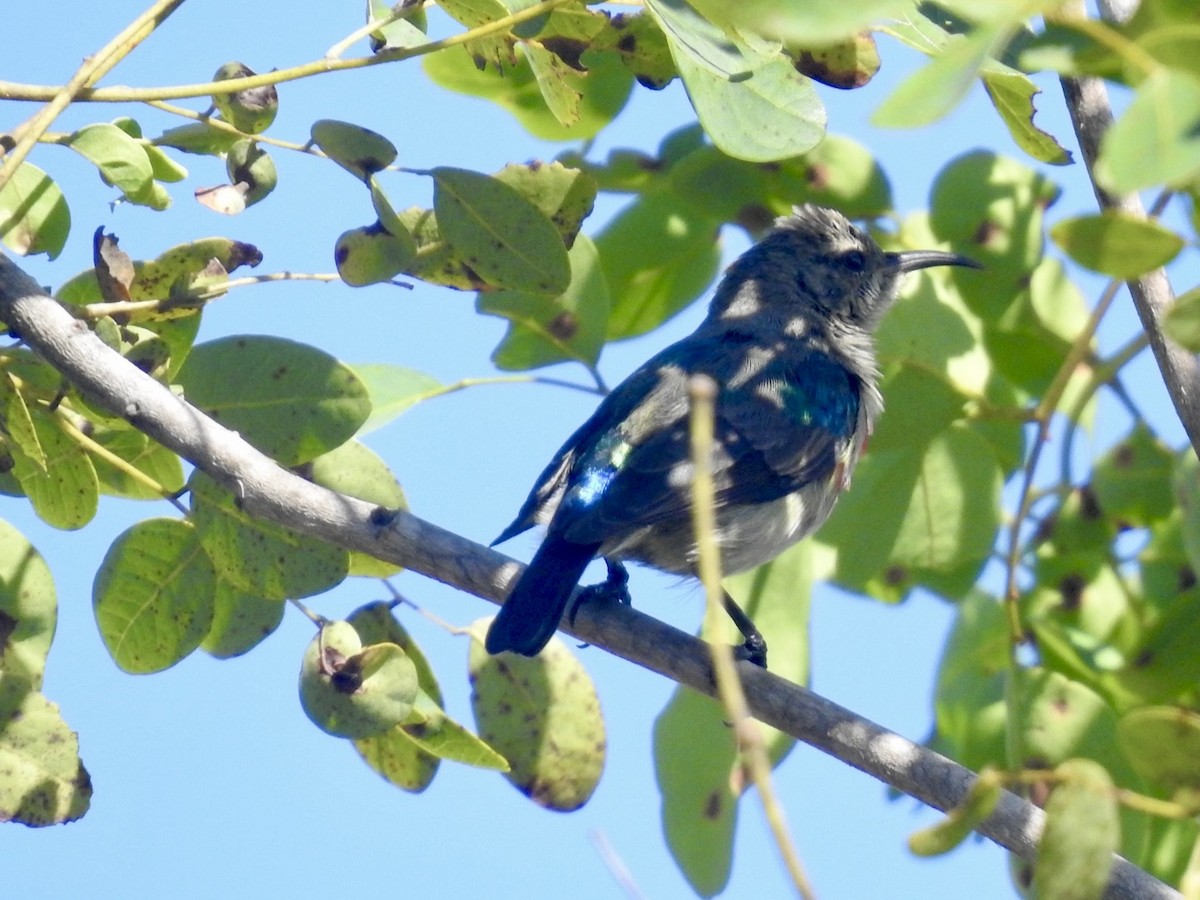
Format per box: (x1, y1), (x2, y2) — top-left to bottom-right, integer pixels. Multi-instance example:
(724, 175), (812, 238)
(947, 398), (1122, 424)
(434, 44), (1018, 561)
(1058, 0), (1200, 452)
(0, 253), (1178, 900)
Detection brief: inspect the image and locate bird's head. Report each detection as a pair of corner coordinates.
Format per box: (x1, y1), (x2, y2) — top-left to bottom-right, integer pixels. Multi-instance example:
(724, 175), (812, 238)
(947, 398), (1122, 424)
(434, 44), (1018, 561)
(711, 204), (979, 334)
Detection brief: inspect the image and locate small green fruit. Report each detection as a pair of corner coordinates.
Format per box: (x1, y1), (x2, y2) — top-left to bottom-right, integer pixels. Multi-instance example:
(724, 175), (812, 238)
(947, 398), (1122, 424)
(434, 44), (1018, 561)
(211, 62), (278, 134)
(225, 139), (277, 206)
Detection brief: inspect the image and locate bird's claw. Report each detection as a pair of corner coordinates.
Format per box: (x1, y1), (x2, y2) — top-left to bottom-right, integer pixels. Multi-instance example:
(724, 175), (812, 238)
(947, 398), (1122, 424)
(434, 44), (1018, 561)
(568, 559), (630, 631)
(734, 634), (768, 669)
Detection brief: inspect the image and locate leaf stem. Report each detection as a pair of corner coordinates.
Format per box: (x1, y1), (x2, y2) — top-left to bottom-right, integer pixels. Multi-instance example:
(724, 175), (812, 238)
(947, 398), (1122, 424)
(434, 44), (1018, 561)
(77, 271), (343, 320)
(54, 409), (187, 512)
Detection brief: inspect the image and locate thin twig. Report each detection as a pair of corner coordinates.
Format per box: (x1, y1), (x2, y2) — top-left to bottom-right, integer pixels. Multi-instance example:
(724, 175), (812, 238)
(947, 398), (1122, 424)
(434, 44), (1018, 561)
(0, 0), (574, 105)
(77, 272), (342, 320)
(0, 0), (188, 192)
(688, 374), (815, 900)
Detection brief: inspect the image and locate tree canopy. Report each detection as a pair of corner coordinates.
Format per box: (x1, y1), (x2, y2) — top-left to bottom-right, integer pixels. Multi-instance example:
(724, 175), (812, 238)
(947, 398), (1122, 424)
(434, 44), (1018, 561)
(2, 1), (1200, 898)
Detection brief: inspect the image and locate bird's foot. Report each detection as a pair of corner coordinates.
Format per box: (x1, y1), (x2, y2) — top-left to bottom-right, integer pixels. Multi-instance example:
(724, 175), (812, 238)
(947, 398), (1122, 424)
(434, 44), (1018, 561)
(733, 633), (768, 669)
(568, 559), (631, 629)
(723, 591), (768, 669)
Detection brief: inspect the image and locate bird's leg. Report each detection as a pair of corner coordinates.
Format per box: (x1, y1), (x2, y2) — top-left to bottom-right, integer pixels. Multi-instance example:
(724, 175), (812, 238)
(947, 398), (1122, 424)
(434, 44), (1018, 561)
(567, 558), (631, 628)
(722, 590), (768, 669)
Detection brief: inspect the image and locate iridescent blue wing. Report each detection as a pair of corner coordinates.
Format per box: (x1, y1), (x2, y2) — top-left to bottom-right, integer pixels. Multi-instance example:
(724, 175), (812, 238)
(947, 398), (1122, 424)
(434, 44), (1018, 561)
(554, 340), (861, 544)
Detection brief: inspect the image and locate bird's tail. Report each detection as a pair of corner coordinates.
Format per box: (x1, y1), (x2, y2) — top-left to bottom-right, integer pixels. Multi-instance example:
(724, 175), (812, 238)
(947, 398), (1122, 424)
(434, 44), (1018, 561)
(485, 534), (599, 657)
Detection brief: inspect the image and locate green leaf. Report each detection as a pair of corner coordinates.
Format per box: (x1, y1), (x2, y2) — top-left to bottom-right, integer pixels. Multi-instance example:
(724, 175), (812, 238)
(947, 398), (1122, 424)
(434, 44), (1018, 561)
(0, 520), (56, 688)
(176, 335), (371, 466)
(1175, 450), (1200, 575)
(154, 122), (243, 157)
(310, 119), (397, 180)
(654, 687), (737, 896)
(909, 770), (1002, 856)
(981, 68), (1072, 165)
(493, 161), (597, 249)
(586, 8), (676, 89)
(665, 134), (893, 223)
(200, 576), (285, 659)
(437, 0), (520, 68)
(395, 207), (489, 291)
(367, 0), (428, 51)
(688, 0), (917, 46)
(1005, 667), (1137, 787)
(93, 518), (215, 673)
(422, 44), (633, 141)
(189, 472), (348, 600)
(0, 676), (91, 826)
(142, 142), (188, 183)
(1163, 287), (1200, 352)
(89, 425), (186, 499)
(10, 408), (98, 530)
(469, 623), (605, 811)
(1116, 707), (1200, 791)
(66, 123), (155, 203)
(674, 50), (826, 163)
(0, 162), (70, 259)
(0, 372), (45, 473)
(299, 620), (418, 740)
(353, 723), (440, 792)
(930, 591), (1010, 773)
(820, 426), (1002, 599)
(1091, 424), (1175, 526)
(1050, 212), (1184, 279)
(1033, 759), (1118, 900)
(369, 178), (417, 246)
(334, 222), (415, 287)
(1095, 68), (1200, 193)
(929, 151), (1060, 315)
(56, 236), (263, 312)
(432, 166), (571, 295)
(983, 259), (1093, 400)
(788, 32), (881, 90)
(645, 0), (752, 80)
(349, 364), (445, 434)
(775, 133), (893, 217)
(477, 233), (609, 370)
(524, 42), (583, 127)
(873, 25), (997, 128)
(869, 365), (968, 453)
(349, 601), (442, 705)
(390, 696), (510, 770)
(596, 192), (721, 341)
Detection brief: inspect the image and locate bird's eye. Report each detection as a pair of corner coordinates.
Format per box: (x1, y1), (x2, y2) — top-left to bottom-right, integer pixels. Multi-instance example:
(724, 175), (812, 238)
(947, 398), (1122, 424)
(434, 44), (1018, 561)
(842, 250), (866, 272)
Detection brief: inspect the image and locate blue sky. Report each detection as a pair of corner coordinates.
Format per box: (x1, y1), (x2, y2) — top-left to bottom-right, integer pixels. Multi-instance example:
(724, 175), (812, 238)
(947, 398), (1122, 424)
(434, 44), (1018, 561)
(3, 3), (1187, 899)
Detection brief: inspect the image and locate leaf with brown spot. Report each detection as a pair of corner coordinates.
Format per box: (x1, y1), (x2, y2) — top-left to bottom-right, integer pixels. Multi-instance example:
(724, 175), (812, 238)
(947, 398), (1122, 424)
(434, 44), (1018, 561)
(477, 233), (608, 370)
(788, 32), (880, 90)
(432, 166), (571, 295)
(468, 619), (604, 811)
(654, 685), (736, 895)
(92, 228), (134, 303)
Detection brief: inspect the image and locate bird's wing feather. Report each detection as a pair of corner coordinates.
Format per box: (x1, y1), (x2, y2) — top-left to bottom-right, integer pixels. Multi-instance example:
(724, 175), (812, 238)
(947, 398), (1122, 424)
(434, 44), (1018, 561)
(491, 362), (673, 545)
(555, 339), (861, 544)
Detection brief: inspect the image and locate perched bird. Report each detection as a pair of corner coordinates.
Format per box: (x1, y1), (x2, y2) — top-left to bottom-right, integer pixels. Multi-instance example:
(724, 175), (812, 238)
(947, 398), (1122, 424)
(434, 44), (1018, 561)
(486, 204), (978, 665)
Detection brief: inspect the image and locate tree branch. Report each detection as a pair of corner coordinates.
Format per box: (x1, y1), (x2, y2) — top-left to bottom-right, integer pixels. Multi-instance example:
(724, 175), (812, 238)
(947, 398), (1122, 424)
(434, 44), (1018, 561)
(0, 253), (1179, 900)
(1057, 0), (1200, 453)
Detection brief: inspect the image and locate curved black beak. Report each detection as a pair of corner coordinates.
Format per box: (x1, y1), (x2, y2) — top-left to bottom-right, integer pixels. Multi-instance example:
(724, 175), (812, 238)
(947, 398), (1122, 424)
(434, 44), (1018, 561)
(886, 249), (982, 273)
